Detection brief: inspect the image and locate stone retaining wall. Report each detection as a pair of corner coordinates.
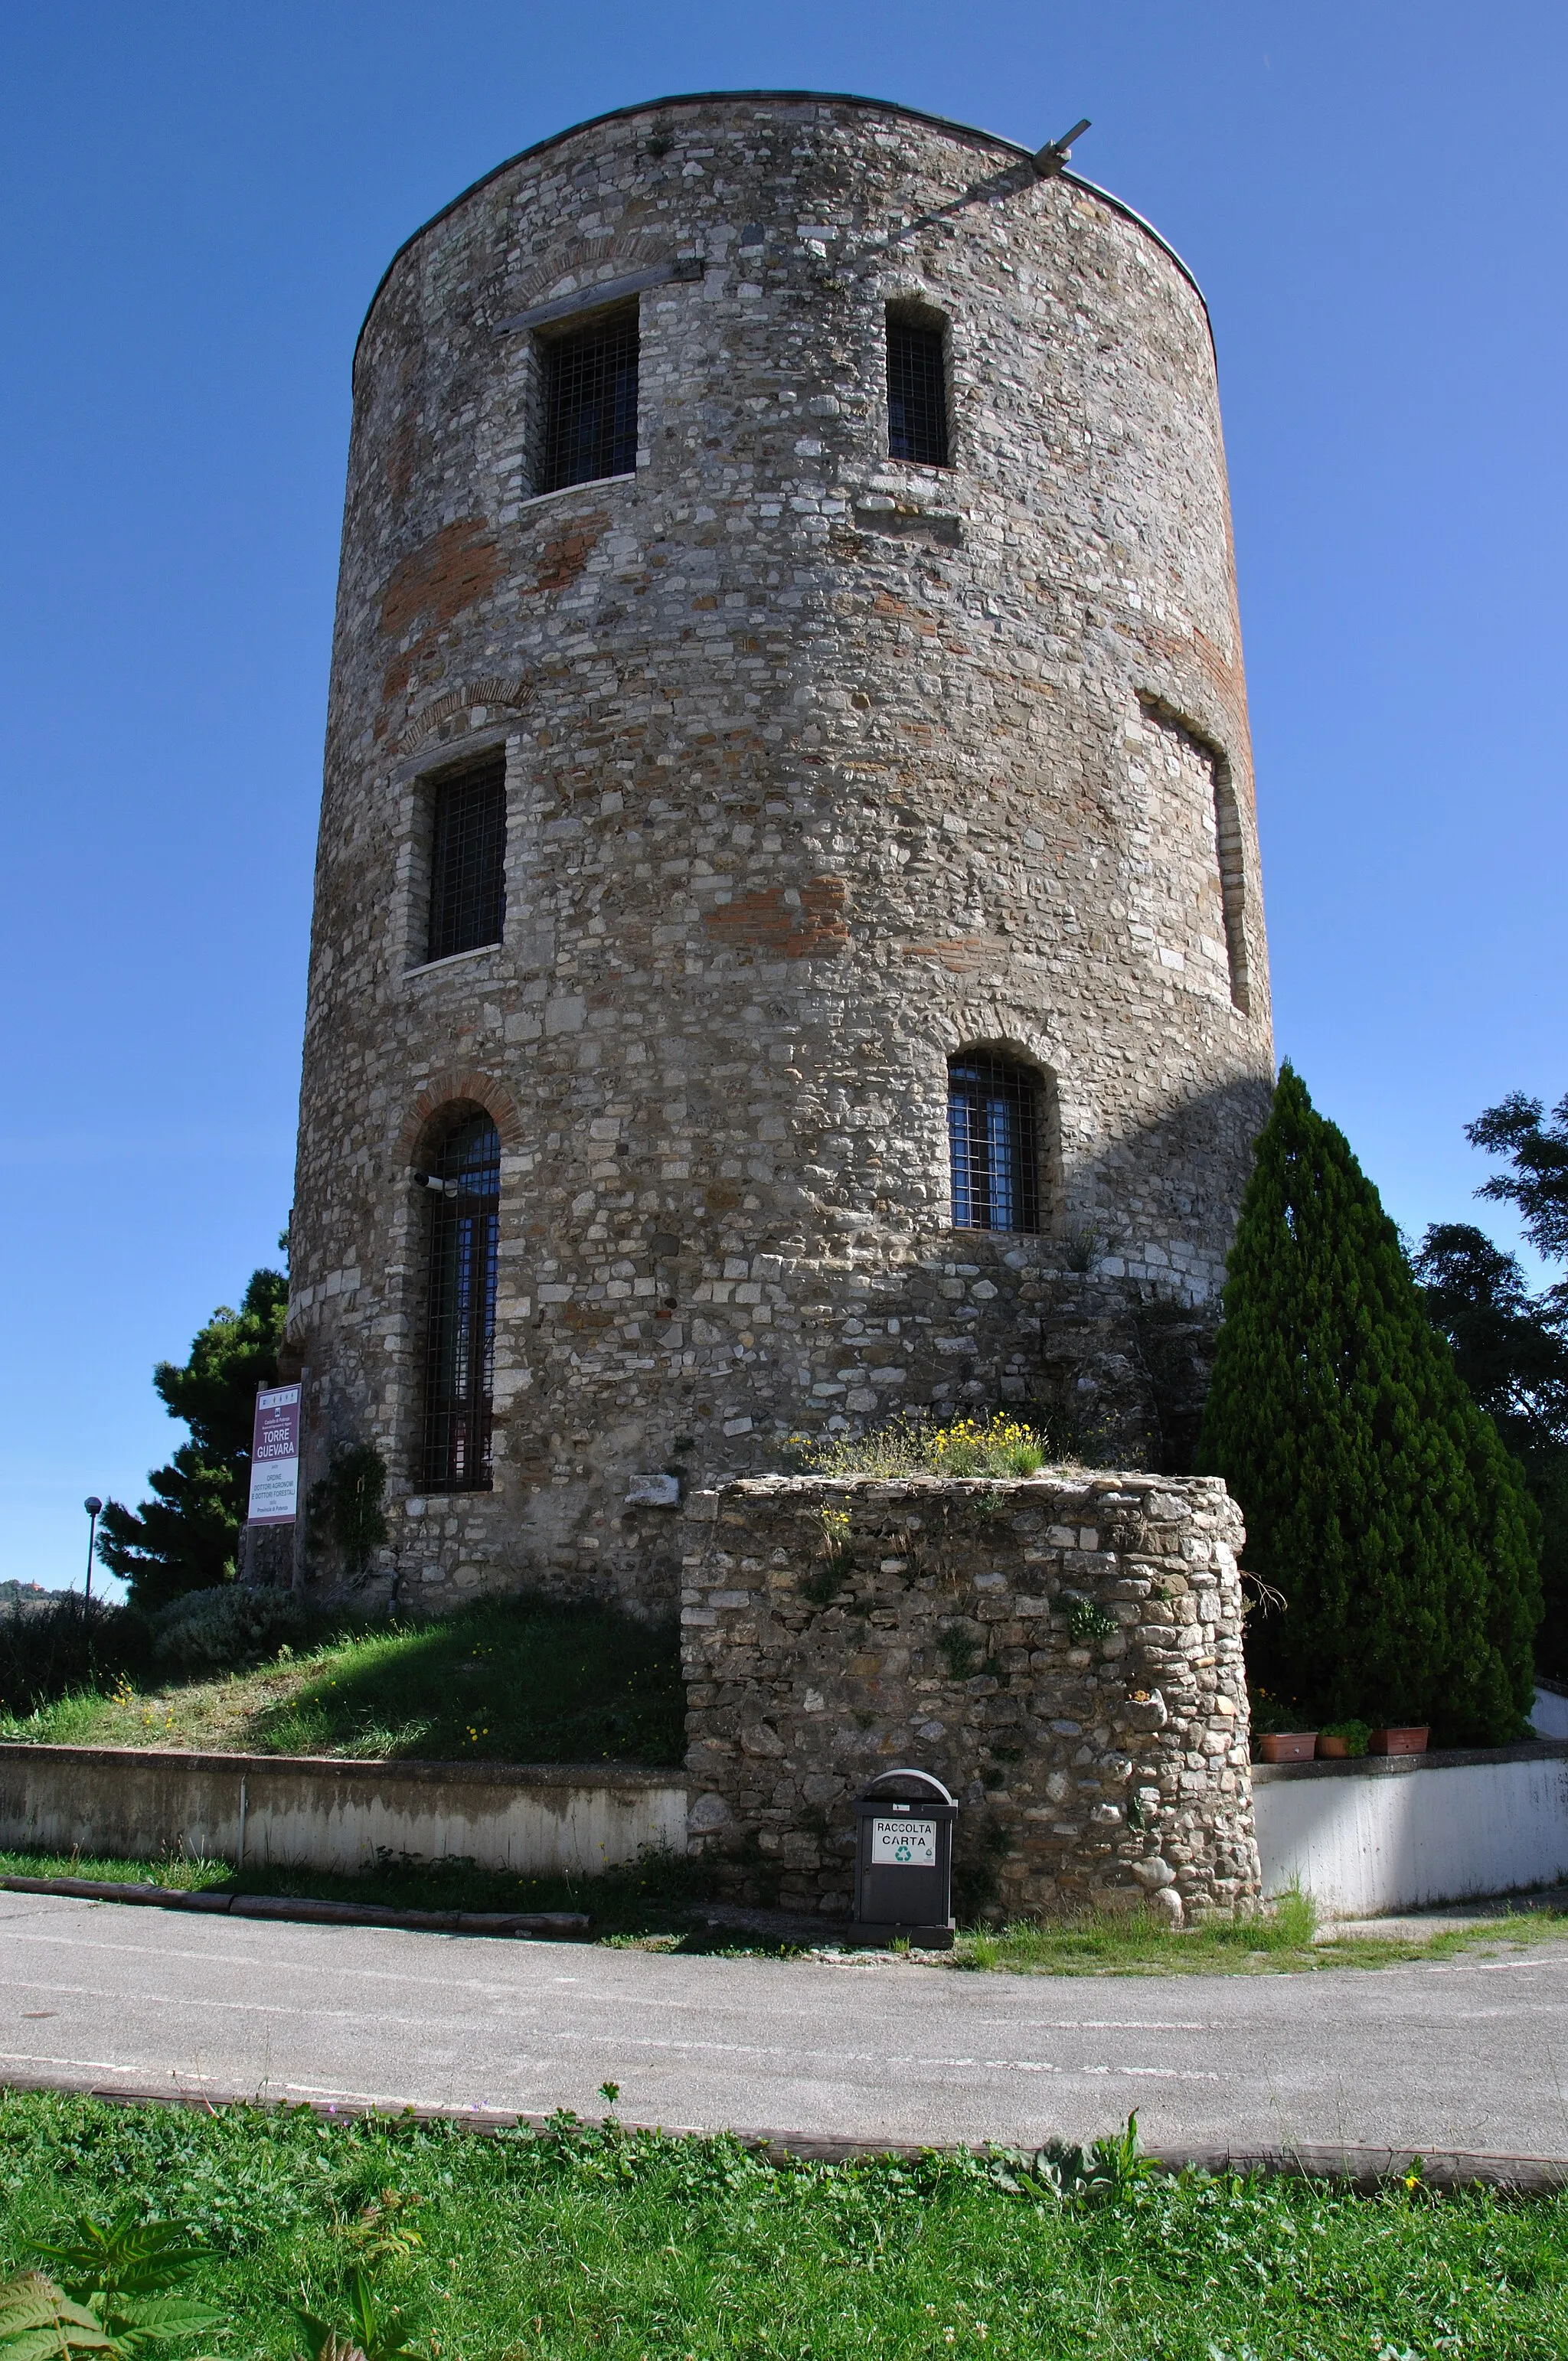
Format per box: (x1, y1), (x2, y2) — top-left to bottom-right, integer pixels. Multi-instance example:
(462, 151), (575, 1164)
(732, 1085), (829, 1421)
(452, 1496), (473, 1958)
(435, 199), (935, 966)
(680, 1471), (1259, 1924)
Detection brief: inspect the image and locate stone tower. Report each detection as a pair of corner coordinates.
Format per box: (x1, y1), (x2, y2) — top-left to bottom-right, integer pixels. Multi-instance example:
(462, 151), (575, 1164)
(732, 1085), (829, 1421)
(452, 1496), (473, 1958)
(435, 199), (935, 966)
(286, 91), (1274, 1613)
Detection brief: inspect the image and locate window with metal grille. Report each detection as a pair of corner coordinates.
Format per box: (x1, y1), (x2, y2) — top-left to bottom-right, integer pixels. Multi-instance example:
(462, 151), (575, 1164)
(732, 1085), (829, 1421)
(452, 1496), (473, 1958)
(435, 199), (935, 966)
(948, 1054), (1041, 1233)
(426, 757), (506, 964)
(887, 314), (950, 467)
(538, 307), (639, 493)
(421, 1109), (501, 1492)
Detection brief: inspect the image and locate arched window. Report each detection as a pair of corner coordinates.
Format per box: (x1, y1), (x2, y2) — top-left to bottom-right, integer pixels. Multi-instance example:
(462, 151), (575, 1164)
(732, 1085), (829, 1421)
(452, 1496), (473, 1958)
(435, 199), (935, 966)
(421, 1109), (501, 1491)
(947, 1053), (1041, 1233)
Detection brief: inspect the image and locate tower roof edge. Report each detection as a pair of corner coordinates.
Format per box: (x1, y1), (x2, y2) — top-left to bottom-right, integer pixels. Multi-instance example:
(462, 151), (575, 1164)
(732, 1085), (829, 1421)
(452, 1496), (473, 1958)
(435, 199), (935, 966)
(350, 89), (1210, 375)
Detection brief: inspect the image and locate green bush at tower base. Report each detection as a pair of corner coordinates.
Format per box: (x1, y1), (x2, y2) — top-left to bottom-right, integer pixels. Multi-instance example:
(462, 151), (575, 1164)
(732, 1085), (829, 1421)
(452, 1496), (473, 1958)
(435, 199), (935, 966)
(1199, 1064), (1539, 1747)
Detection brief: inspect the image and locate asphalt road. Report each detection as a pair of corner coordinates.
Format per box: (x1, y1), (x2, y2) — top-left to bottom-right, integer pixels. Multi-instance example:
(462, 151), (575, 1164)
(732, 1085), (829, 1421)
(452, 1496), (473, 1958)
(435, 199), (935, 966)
(5, 1889), (1568, 2170)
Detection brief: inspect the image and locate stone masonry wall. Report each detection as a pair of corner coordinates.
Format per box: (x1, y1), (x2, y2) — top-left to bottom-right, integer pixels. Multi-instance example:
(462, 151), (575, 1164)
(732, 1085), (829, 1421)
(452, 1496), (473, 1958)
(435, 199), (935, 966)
(287, 93), (1276, 1618)
(680, 1470), (1259, 1925)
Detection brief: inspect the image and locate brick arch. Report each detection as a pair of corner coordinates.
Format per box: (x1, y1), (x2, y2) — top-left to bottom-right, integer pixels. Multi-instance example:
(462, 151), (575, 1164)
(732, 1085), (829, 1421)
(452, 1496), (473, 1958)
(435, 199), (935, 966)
(395, 676), (534, 757)
(399, 1069), (524, 1157)
(929, 999), (1067, 1087)
(503, 224), (682, 315)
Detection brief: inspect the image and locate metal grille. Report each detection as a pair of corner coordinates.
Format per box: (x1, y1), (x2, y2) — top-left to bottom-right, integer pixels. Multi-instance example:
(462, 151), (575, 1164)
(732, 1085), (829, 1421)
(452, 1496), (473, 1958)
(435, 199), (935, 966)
(427, 758), (506, 964)
(948, 1056), (1041, 1233)
(539, 309), (639, 492)
(887, 318), (949, 466)
(421, 1111), (501, 1491)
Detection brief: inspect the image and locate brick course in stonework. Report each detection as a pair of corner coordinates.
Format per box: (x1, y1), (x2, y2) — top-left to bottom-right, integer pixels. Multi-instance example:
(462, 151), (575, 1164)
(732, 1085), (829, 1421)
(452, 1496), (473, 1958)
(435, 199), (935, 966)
(679, 1471), (1260, 1924)
(286, 93), (1275, 1614)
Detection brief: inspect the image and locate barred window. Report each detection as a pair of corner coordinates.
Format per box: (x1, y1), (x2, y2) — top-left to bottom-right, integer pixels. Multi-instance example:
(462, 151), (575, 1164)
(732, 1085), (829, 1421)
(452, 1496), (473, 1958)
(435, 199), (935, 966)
(427, 756), (505, 964)
(539, 306), (639, 493)
(887, 313), (949, 467)
(948, 1054), (1041, 1233)
(422, 1109), (501, 1492)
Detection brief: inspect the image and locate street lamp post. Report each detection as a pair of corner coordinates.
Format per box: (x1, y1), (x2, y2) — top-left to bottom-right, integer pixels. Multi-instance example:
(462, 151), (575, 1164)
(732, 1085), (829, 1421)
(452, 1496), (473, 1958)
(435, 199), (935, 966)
(83, 1496), (103, 1610)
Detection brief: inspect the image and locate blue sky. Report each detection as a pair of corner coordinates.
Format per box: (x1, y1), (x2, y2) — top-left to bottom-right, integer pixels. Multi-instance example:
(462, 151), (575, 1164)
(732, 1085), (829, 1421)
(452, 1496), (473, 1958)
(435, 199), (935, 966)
(2, 1), (1563, 1594)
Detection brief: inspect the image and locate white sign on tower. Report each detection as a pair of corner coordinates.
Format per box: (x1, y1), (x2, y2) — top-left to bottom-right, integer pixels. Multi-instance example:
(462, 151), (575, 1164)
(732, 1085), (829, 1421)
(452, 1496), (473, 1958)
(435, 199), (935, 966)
(247, 1384), (302, 1524)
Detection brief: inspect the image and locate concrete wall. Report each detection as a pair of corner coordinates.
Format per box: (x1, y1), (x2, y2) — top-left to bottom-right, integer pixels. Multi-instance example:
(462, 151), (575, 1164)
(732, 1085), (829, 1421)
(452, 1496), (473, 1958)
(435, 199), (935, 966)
(1254, 1744), (1568, 1920)
(288, 90), (1275, 1616)
(0, 1745), (686, 1879)
(681, 1471), (1259, 1925)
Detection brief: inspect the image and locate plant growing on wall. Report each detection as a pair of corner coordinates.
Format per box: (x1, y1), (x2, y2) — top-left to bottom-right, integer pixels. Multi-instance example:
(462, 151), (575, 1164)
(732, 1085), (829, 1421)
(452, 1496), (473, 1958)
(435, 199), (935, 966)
(1199, 1065), (1540, 1745)
(308, 1444), (390, 1576)
(792, 1413), (1048, 1479)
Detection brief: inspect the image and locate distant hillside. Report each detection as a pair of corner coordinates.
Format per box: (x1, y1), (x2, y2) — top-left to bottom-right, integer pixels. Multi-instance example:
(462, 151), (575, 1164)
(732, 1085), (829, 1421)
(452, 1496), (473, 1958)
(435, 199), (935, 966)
(0, 1579), (64, 1619)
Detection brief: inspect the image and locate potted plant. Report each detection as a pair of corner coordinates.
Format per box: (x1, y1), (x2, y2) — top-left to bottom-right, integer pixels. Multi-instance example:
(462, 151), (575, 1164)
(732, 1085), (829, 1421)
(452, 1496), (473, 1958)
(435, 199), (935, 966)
(1250, 1688), (1319, 1764)
(1368, 1725), (1429, 1755)
(1316, 1719), (1371, 1759)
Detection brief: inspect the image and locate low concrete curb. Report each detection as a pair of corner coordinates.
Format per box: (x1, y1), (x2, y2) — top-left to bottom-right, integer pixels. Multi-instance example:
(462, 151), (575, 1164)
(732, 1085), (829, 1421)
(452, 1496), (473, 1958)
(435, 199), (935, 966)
(0, 1873), (589, 1940)
(0, 1744), (686, 1883)
(1, 2062), (1562, 2193)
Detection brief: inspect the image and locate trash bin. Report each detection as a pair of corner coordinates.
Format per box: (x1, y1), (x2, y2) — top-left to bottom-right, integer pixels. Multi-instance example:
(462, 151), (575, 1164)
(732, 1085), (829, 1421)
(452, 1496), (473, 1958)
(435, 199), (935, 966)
(849, 1767), (958, 1949)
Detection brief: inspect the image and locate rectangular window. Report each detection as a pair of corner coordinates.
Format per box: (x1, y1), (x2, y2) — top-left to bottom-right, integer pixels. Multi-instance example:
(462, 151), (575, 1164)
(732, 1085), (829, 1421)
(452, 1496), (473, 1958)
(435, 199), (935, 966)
(887, 315), (949, 467)
(427, 756), (506, 964)
(538, 306), (639, 493)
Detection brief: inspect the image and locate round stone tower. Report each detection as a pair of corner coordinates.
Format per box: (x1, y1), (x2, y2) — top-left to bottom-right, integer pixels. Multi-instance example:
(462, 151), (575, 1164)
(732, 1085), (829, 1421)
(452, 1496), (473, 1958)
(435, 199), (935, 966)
(286, 90), (1274, 1612)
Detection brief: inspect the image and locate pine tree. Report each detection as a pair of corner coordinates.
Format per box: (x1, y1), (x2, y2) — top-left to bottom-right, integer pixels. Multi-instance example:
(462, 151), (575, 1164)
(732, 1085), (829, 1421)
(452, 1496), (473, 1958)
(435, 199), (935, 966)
(1199, 1066), (1540, 1745)
(100, 1266), (289, 1612)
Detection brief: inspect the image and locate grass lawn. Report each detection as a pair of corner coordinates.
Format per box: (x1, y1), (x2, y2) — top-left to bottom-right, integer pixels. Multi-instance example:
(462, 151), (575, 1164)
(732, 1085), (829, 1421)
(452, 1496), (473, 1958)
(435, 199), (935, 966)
(952, 1895), (1568, 1976)
(0, 1599), (684, 1765)
(1, 2091), (1564, 2359)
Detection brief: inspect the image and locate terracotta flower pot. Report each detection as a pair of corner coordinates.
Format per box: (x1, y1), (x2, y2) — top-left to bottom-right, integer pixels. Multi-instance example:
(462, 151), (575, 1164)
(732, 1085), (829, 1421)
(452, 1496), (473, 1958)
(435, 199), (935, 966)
(1258, 1732), (1318, 1764)
(1369, 1726), (1429, 1755)
(1316, 1732), (1350, 1759)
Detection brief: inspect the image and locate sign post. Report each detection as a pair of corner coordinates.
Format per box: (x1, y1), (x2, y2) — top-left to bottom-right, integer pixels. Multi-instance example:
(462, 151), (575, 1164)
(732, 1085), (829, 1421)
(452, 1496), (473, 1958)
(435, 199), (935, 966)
(246, 1381), (304, 1585)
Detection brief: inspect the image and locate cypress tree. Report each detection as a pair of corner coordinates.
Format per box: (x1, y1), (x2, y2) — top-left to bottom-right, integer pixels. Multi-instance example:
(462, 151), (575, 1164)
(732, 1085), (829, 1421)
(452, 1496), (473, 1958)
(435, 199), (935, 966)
(1199, 1065), (1540, 1745)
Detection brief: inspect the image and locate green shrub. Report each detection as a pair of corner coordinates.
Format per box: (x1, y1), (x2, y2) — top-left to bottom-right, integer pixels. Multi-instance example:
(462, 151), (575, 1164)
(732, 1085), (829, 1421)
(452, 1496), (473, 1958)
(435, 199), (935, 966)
(0, 1598), (152, 1718)
(151, 1586), (307, 1674)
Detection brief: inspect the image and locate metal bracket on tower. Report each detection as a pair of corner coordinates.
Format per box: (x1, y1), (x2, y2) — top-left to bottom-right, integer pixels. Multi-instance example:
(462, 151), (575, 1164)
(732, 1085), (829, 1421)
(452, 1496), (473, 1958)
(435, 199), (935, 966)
(1031, 119), (1091, 178)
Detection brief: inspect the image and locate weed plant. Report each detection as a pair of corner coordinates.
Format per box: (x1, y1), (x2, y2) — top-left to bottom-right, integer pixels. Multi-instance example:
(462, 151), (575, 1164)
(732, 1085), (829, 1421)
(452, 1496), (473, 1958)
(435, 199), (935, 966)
(1, 2094), (1565, 2359)
(790, 1412), (1055, 1481)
